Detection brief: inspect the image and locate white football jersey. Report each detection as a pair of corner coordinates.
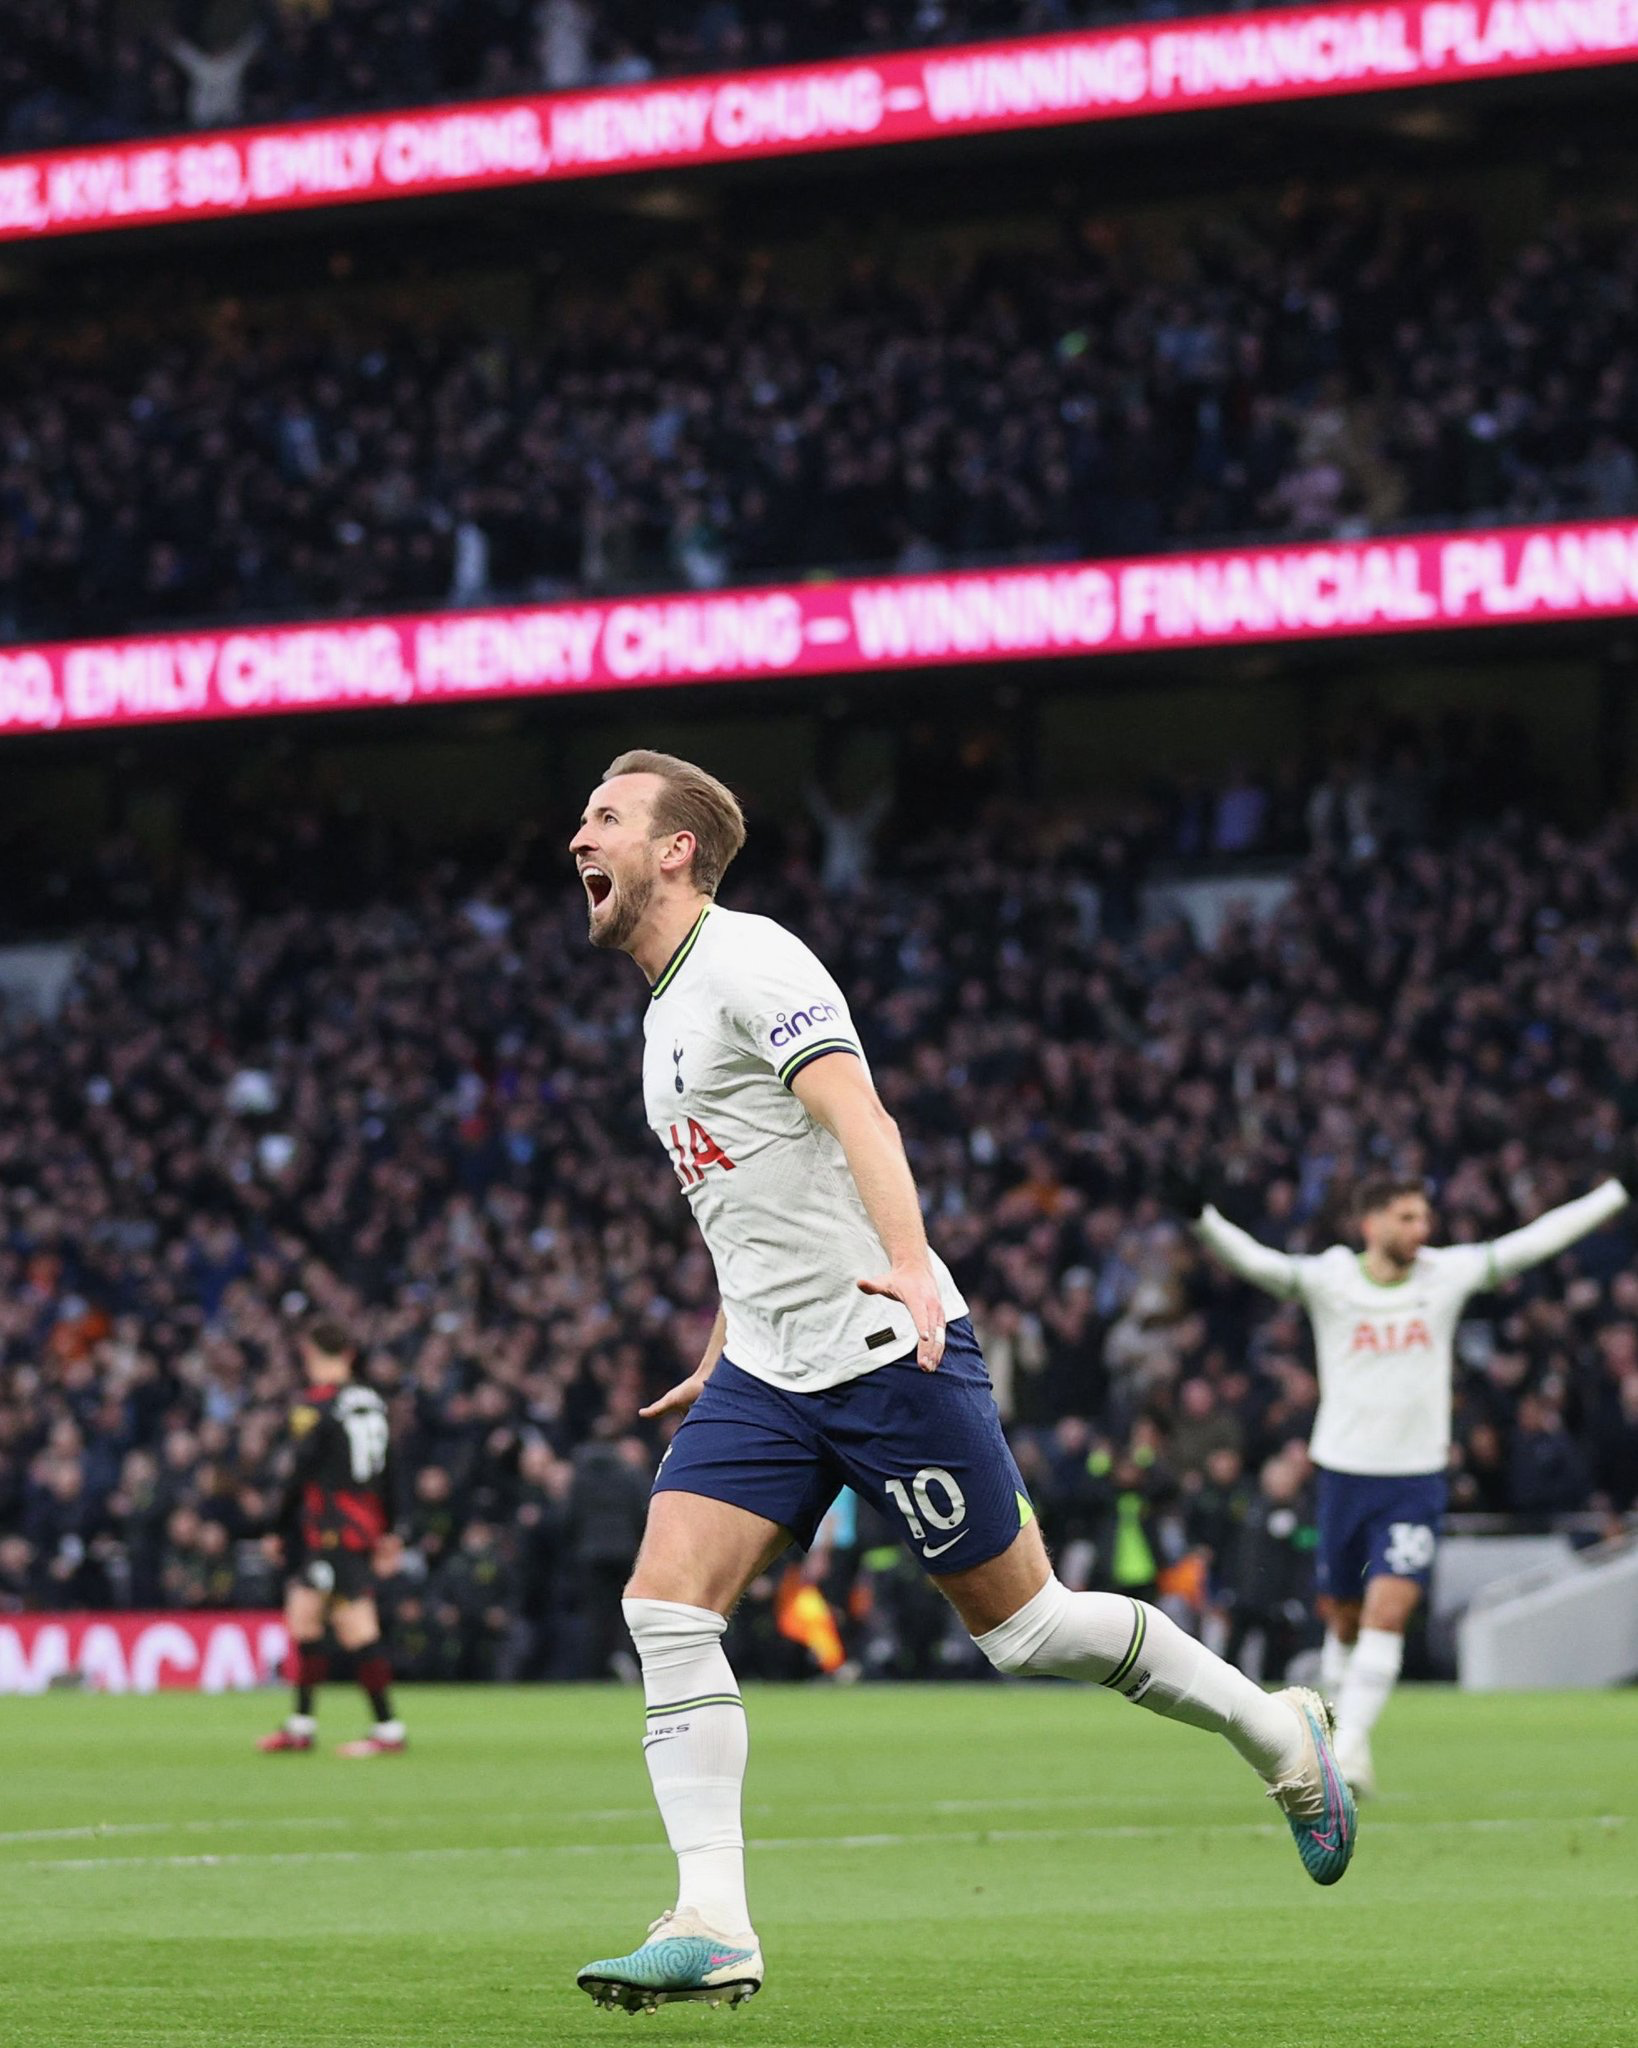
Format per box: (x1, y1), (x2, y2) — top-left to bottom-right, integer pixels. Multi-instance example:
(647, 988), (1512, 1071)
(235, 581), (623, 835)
(641, 904), (966, 1391)
(1279, 1242), (1486, 1476)
(1197, 1179), (1627, 1476)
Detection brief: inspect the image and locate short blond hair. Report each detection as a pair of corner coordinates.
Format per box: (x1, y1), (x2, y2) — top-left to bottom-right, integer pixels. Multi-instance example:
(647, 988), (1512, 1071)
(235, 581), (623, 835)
(605, 750), (747, 896)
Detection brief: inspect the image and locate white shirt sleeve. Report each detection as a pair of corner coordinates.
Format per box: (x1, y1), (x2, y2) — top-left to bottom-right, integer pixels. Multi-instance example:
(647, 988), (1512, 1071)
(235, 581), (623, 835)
(1485, 1179), (1629, 1282)
(1195, 1205), (1308, 1302)
(723, 926), (863, 1090)
(1422, 1241), (1492, 1303)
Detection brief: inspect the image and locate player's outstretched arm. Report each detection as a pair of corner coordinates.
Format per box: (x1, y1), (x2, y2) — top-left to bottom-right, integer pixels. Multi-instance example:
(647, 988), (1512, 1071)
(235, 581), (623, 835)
(640, 1306), (728, 1419)
(1485, 1175), (1630, 1282)
(791, 1053), (947, 1370)
(1192, 1204), (1304, 1302)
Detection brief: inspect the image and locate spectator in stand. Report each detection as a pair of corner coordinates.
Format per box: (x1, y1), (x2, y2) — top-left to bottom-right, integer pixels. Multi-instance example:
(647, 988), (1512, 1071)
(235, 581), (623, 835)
(164, 23), (265, 128)
(433, 1519), (518, 1678)
(806, 779), (892, 896)
(106, 1449), (169, 1606)
(564, 1430), (651, 1679)
(1219, 1449), (1316, 1682)
(1508, 1392), (1592, 1519)
(0, 1534), (42, 1612)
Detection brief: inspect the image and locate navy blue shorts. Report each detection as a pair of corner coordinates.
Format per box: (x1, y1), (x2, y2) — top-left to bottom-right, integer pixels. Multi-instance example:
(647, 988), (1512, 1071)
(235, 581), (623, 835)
(1314, 1467), (1448, 1600)
(653, 1317), (1032, 1576)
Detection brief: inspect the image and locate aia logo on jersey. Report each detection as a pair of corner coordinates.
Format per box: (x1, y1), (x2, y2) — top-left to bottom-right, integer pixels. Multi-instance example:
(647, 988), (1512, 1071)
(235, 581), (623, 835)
(1350, 1319), (1432, 1355)
(668, 1118), (736, 1189)
(768, 1001), (840, 1048)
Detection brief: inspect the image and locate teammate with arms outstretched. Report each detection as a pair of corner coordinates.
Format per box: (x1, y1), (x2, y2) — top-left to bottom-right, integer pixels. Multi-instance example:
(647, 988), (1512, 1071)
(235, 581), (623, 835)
(259, 1319), (406, 1758)
(1171, 1167), (1629, 1796)
(570, 750), (1357, 2016)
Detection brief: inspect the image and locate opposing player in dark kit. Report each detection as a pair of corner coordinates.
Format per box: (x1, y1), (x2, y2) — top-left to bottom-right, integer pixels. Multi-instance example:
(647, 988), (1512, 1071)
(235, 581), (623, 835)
(259, 1320), (405, 1758)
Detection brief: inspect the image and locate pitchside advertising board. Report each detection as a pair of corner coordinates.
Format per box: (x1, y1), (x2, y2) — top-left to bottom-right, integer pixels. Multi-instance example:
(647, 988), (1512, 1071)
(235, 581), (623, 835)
(0, 1613), (289, 1695)
(2, 519), (1637, 739)
(0, 2), (1636, 244)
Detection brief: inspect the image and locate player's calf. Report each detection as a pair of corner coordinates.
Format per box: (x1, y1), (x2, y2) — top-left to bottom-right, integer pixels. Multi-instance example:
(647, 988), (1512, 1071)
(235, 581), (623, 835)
(258, 1640), (327, 1753)
(972, 1576), (1357, 1884)
(332, 1630), (405, 1757)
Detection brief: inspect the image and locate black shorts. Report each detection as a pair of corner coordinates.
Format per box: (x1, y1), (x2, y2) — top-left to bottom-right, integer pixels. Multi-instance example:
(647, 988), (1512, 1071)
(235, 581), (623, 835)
(290, 1548), (375, 1603)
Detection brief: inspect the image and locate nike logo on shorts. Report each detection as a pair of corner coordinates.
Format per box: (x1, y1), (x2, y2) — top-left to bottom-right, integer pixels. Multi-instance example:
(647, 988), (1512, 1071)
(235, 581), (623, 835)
(921, 1535), (963, 1561)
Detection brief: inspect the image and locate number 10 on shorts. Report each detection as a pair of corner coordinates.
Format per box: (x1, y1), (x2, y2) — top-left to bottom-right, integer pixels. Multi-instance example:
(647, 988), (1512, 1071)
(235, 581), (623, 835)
(885, 1466), (968, 1555)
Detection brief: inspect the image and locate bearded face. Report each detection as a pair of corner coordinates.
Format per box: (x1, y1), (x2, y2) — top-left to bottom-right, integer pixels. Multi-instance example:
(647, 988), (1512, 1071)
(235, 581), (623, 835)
(581, 852), (655, 951)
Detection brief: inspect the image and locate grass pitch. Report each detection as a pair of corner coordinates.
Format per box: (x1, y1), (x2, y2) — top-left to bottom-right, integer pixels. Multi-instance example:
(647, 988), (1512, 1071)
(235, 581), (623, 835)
(1, 1683), (1632, 2047)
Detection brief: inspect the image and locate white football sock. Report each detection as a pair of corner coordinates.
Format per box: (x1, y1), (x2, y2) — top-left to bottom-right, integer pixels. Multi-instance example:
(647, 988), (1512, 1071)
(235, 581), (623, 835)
(1320, 1629), (1354, 1696)
(1334, 1626), (1403, 1745)
(623, 1598), (751, 1934)
(974, 1578), (1304, 1781)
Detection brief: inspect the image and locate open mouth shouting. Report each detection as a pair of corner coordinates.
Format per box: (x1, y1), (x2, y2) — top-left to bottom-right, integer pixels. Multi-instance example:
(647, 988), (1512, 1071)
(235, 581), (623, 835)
(580, 857), (651, 948)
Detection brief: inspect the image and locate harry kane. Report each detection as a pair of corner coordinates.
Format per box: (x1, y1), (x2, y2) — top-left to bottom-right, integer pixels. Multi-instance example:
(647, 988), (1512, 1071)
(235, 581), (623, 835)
(570, 750), (1358, 2016)
(1174, 1167), (1629, 1797)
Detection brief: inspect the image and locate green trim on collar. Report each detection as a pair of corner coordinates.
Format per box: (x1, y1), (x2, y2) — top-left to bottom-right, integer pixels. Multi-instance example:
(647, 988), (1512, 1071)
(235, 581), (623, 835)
(649, 905), (711, 1001)
(1355, 1252), (1413, 1290)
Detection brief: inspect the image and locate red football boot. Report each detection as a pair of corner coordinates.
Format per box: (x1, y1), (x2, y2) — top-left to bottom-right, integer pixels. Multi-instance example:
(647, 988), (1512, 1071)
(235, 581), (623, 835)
(336, 1721), (407, 1759)
(258, 1721), (316, 1753)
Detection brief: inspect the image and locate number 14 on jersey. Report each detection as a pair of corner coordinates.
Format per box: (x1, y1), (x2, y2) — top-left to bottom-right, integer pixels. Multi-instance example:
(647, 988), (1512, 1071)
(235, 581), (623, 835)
(668, 1118), (736, 1188)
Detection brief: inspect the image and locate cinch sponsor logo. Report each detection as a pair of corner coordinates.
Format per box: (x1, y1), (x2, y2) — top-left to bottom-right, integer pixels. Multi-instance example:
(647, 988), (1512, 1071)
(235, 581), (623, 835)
(768, 1002), (841, 1047)
(1349, 1319), (1432, 1354)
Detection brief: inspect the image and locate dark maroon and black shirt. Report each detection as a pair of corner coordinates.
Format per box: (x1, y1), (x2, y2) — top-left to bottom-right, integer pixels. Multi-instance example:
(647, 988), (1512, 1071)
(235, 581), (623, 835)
(280, 1382), (395, 1556)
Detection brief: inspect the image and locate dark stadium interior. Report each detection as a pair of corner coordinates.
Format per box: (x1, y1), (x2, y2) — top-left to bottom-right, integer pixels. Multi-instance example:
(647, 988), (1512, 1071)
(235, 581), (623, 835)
(6, 122), (1638, 649)
(4, 2), (1638, 1699)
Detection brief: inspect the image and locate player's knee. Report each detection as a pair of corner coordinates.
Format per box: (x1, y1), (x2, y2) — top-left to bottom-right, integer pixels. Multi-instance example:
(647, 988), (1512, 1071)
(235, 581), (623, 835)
(972, 1575), (1075, 1676)
(980, 1630), (1039, 1677)
(1362, 1580), (1421, 1632)
(332, 1600), (379, 1650)
(622, 1596), (728, 1665)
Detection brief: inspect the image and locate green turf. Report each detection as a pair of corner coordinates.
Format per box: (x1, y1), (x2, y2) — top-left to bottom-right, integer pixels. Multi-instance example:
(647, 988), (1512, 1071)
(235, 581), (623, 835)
(0, 1684), (1632, 2047)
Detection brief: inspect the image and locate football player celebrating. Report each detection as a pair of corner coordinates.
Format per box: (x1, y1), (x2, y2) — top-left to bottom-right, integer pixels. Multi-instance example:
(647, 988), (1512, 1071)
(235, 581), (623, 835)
(570, 752), (1358, 2017)
(1170, 1167), (1629, 1796)
(259, 1319), (405, 1758)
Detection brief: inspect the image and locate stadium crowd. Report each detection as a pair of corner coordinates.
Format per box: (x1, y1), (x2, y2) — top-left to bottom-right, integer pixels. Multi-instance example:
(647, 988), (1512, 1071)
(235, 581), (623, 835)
(6, 1), (1308, 150)
(5, 192), (1638, 647)
(3, 757), (1637, 1679)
